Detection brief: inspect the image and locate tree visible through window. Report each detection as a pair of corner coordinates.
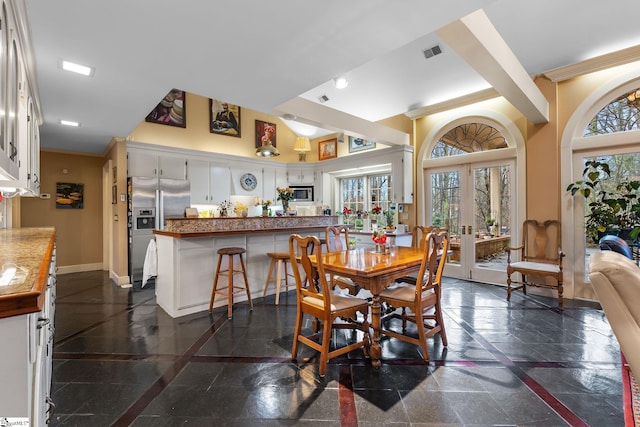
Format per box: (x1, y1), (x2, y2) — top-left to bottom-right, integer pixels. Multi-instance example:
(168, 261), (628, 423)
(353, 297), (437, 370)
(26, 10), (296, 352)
(340, 174), (392, 214)
(584, 88), (640, 135)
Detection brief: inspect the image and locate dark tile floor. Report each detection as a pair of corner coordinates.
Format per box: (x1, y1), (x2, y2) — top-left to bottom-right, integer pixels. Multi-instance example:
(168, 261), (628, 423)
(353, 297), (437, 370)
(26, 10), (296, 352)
(49, 271), (624, 426)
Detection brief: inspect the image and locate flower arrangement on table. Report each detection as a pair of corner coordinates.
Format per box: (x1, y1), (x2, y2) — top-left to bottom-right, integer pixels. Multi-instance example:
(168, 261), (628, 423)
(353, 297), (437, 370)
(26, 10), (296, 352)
(234, 202), (248, 217)
(372, 230), (387, 245)
(276, 187), (295, 211)
(218, 200), (233, 217)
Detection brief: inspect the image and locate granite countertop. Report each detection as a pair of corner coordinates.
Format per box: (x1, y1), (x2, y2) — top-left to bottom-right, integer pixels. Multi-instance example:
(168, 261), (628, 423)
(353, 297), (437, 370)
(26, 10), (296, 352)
(158, 215), (339, 236)
(0, 227), (56, 318)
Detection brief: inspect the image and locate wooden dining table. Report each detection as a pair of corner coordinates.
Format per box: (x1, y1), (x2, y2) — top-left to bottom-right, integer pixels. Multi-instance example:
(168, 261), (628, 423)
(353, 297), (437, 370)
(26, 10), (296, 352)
(310, 245), (424, 367)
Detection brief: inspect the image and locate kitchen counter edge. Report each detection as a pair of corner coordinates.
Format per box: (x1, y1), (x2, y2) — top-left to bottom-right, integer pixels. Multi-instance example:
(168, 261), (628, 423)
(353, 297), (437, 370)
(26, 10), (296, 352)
(0, 227), (56, 319)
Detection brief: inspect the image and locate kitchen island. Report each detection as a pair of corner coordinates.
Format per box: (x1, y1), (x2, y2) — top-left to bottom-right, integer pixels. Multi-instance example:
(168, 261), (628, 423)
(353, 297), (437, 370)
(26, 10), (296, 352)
(153, 216), (338, 318)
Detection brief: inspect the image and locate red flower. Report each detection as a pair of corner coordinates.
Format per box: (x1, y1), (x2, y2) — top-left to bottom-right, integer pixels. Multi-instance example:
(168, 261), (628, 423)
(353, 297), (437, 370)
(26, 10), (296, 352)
(342, 206), (352, 215)
(372, 230), (387, 244)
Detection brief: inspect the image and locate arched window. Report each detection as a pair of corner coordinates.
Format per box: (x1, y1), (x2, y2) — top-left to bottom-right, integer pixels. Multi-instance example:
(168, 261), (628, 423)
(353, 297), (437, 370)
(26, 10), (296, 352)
(584, 88), (640, 136)
(431, 123), (507, 158)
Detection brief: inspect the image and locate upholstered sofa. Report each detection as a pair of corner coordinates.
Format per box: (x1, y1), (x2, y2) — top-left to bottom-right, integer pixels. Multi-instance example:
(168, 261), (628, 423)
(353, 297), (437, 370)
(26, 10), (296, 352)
(589, 250), (640, 374)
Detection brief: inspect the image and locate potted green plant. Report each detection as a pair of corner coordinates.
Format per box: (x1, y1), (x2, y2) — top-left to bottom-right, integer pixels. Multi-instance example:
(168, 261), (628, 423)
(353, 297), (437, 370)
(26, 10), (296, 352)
(567, 159), (640, 243)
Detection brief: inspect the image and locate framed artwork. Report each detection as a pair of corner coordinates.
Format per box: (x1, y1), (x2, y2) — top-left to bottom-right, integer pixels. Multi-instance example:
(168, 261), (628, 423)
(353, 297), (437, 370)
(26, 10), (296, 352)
(255, 120), (277, 149)
(112, 185), (117, 204)
(349, 136), (376, 153)
(319, 138), (337, 161)
(145, 88), (186, 128)
(210, 99), (241, 137)
(56, 182), (84, 209)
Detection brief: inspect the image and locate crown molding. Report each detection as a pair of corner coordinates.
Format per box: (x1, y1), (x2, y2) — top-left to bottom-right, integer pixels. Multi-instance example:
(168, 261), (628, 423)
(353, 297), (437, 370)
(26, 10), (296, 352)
(544, 44), (640, 82)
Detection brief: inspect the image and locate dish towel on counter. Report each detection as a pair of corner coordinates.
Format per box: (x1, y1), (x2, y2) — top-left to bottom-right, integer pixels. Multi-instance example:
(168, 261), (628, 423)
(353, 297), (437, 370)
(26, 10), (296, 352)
(142, 238), (157, 288)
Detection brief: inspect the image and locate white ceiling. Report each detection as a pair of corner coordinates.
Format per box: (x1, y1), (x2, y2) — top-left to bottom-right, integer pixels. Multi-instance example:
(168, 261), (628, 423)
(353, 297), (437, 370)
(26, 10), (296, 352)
(25, 0), (640, 154)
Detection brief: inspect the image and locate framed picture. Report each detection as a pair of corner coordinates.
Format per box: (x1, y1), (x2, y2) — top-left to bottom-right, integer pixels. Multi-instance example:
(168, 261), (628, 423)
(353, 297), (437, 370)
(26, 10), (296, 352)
(112, 185), (117, 204)
(210, 99), (241, 137)
(319, 138), (337, 160)
(145, 88), (186, 128)
(349, 136), (376, 153)
(255, 120), (277, 149)
(56, 182), (84, 209)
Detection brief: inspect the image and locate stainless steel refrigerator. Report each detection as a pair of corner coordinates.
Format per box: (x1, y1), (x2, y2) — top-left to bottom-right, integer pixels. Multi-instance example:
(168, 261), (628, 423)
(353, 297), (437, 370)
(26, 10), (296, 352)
(128, 176), (190, 286)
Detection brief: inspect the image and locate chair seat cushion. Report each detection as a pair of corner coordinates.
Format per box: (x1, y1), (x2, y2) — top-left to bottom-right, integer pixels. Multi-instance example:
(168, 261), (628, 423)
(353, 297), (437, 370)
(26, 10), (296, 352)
(303, 293), (369, 312)
(509, 261), (560, 274)
(380, 283), (434, 303)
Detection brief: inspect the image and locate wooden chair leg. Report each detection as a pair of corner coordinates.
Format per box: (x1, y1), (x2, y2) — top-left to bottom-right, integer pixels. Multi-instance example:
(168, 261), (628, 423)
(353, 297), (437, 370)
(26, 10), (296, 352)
(263, 258), (276, 298)
(319, 317), (333, 377)
(209, 254), (224, 312)
(227, 254), (233, 319)
(275, 259), (283, 305)
(239, 253), (252, 310)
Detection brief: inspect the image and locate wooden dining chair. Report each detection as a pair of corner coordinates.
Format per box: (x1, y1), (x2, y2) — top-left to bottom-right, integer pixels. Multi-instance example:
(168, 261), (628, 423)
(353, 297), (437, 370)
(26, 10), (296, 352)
(325, 225), (359, 295)
(289, 234), (370, 377)
(506, 219), (565, 309)
(395, 225), (442, 286)
(380, 230), (449, 360)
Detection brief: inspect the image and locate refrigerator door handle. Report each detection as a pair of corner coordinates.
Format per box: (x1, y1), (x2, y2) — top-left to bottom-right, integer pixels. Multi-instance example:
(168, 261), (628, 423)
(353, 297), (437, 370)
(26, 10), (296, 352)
(156, 190), (164, 230)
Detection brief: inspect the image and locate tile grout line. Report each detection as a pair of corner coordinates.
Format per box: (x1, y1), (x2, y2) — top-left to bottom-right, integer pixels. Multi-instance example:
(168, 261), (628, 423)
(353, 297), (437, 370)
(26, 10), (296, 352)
(445, 305), (590, 427)
(111, 312), (229, 426)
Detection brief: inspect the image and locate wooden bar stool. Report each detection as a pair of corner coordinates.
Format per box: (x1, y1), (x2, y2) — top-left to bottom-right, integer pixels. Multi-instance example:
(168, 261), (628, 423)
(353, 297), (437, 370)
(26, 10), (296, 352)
(263, 252), (294, 305)
(209, 247), (252, 319)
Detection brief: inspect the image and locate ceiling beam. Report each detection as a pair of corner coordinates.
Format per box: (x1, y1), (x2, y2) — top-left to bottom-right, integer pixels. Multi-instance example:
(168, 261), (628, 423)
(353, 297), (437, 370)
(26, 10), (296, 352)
(275, 97), (410, 146)
(437, 9), (549, 124)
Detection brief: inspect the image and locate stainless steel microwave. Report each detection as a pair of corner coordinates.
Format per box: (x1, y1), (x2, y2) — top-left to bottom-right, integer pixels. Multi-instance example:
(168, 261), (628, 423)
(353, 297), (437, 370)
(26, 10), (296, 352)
(290, 186), (314, 202)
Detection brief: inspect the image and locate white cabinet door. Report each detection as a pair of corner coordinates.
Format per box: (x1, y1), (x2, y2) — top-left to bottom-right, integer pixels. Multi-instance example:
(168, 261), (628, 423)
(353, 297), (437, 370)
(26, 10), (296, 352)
(287, 165), (315, 185)
(188, 159), (211, 204)
(210, 165), (231, 203)
(128, 151), (158, 177)
(158, 155), (186, 180)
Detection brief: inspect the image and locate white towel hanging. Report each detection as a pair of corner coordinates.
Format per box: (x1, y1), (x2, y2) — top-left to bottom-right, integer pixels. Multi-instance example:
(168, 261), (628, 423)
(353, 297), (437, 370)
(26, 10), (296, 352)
(142, 238), (157, 288)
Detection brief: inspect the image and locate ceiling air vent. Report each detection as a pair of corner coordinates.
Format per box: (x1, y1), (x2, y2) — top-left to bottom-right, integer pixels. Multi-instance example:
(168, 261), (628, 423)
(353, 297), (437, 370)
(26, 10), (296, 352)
(423, 45), (442, 59)
(318, 94), (329, 103)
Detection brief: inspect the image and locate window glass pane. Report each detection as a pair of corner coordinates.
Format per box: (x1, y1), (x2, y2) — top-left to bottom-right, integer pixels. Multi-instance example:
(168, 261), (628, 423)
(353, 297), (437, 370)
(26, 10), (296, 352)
(341, 177), (364, 213)
(584, 88), (640, 136)
(340, 174), (392, 214)
(431, 123), (507, 158)
(369, 174), (392, 212)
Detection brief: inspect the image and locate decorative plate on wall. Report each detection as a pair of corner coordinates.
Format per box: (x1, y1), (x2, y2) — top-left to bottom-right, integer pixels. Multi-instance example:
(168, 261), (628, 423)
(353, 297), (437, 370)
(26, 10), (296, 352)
(240, 173), (257, 191)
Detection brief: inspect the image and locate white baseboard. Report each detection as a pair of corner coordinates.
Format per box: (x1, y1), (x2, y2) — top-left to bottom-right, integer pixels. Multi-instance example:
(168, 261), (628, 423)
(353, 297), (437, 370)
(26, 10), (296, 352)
(56, 263), (104, 275)
(56, 263), (132, 288)
(111, 270), (132, 288)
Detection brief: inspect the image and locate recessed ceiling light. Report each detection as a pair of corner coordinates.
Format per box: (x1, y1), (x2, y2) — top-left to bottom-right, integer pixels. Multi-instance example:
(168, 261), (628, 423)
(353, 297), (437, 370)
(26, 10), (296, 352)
(333, 77), (349, 89)
(60, 59), (94, 77)
(60, 120), (79, 127)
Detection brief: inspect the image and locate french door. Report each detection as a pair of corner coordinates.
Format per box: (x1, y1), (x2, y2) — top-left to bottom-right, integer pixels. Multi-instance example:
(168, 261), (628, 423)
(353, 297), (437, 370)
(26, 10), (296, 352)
(426, 158), (516, 284)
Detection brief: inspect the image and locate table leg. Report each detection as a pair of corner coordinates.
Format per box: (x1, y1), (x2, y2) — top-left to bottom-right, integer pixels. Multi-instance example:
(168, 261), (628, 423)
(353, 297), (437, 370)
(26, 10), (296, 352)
(370, 295), (382, 367)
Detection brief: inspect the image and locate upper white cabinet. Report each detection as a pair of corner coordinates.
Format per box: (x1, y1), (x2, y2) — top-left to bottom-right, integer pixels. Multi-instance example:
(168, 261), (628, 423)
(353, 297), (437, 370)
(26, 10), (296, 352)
(392, 147), (413, 204)
(0, 0), (41, 193)
(287, 164), (315, 185)
(128, 150), (187, 180)
(187, 159), (230, 204)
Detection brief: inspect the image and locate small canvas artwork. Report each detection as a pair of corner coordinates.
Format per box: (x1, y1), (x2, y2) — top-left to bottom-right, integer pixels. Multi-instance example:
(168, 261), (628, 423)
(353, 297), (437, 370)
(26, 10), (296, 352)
(349, 136), (376, 153)
(210, 99), (241, 137)
(145, 89), (186, 128)
(255, 120), (277, 149)
(56, 182), (84, 209)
